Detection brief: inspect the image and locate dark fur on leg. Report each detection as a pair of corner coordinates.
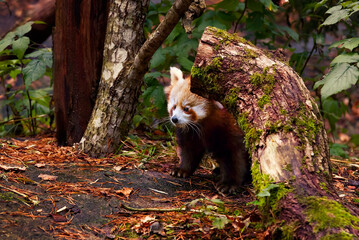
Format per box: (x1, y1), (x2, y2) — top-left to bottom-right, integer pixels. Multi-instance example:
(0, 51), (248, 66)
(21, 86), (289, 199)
(171, 127), (205, 178)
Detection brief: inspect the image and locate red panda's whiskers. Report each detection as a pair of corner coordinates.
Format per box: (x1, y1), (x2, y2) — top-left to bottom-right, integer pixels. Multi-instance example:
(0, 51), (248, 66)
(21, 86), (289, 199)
(187, 121), (202, 137)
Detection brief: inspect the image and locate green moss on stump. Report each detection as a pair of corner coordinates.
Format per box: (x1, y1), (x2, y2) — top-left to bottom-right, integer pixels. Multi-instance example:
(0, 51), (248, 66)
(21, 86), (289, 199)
(191, 56), (224, 95)
(237, 112), (263, 156)
(208, 26), (254, 47)
(250, 67), (276, 94)
(251, 160), (290, 219)
(224, 87), (241, 113)
(303, 196), (359, 233)
(321, 232), (355, 240)
(258, 95), (271, 109)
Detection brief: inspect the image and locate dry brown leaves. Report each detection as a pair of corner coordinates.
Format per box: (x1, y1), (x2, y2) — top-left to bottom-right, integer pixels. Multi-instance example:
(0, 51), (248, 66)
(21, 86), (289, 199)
(0, 135), (258, 239)
(2, 134), (358, 239)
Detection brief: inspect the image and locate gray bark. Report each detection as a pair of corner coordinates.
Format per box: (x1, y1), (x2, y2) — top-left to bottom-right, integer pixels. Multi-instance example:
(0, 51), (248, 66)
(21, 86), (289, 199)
(80, 0), (194, 157)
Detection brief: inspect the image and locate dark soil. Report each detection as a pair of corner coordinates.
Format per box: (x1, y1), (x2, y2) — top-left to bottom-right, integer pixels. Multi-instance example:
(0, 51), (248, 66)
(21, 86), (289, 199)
(0, 136), (254, 239)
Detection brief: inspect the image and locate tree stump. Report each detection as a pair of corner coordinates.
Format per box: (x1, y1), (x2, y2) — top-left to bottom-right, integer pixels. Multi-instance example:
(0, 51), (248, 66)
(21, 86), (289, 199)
(191, 27), (359, 239)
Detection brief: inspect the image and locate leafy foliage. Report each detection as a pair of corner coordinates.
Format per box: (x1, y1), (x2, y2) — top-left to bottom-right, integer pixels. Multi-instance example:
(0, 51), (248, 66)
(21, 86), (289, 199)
(137, 0), (299, 131)
(0, 21), (53, 136)
(312, 0), (359, 133)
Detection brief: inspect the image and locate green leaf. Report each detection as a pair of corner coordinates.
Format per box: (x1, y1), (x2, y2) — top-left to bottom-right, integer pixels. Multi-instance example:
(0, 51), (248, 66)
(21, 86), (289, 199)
(212, 216), (230, 229)
(314, 63), (359, 99)
(9, 69), (21, 80)
(26, 48), (53, 67)
(177, 56), (193, 72)
(23, 59), (47, 89)
(257, 184), (279, 197)
(166, 24), (183, 43)
(0, 31), (15, 52)
(277, 25), (299, 41)
(350, 134), (359, 146)
(132, 115), (144, 128)
(331, 53), (359, 65)
(325, 5), (342, 14)
(321, 9), (350, 26)
(210, 198), (224, 205)
(329, 38), (359, 51)
(15, 21), (34, 37)
(259, 0), (278, 12)
(150, 48), (167, 69)
(314, 0), (328, 12)
(322, 98), (347, 132)
(216, 0), (243, 12)
(12, 36), (30, 59)
(329, 143), (348, 158)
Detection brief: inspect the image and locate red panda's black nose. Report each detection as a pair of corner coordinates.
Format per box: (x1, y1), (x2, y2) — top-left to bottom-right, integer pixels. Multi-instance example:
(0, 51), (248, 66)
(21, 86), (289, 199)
(171, 116), (178, 124)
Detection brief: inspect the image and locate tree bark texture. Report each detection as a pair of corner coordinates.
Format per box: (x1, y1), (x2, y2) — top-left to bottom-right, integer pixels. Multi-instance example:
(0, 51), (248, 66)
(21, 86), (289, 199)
(53, 0), (109, 145)
(80, 0), (195, 157)
(79, 0), (150, 157)
(191, 27), (359, 239)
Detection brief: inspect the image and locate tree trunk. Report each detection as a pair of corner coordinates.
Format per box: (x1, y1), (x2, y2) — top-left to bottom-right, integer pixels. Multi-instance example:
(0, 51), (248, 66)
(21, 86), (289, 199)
(191, 27), (359, 239)
(53, 0), (109, 145)
(80, 0), (195, 157)
(78, 0), (150, 157)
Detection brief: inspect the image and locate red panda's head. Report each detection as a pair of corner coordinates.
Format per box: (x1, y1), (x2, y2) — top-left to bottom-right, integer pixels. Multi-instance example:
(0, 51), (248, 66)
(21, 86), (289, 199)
(164, 67), (210, 128)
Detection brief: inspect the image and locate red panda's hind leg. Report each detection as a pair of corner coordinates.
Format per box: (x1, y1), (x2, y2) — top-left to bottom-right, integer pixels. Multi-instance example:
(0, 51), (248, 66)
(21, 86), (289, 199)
(215, 149), (249, 195)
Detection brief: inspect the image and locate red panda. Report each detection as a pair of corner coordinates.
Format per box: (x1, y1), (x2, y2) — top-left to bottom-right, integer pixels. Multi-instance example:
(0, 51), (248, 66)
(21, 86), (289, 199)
(164, 67), (249, 194)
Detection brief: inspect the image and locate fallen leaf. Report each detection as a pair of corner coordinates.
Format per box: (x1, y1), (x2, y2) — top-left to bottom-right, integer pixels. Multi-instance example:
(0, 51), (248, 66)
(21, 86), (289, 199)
(347, 185), (356, 190)
(115, 187), (133, 198)
(38, 174), (58, 181)
(51, 214), (68, 222)
(0, 164), (26, 171)
(35, 163), (46, 168)
(141, 215), (156, 223)
(113, 166), (123, 171)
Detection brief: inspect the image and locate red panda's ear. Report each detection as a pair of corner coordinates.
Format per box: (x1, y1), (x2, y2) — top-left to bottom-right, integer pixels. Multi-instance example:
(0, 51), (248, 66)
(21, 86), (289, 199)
(170, 67), (183, 85)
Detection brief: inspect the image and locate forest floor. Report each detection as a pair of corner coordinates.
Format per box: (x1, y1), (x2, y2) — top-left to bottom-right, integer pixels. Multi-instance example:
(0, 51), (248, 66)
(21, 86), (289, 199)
(0, 133), (359, 239)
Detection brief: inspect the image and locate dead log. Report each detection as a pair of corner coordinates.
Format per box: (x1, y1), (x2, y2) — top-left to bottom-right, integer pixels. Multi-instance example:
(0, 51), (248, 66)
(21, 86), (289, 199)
(0, 0), (55, 44)
(191, 26), (359, 239)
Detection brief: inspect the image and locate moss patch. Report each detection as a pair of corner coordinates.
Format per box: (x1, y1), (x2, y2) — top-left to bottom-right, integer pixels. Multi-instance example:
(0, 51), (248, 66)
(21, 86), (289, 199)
(303, 196), (359, 233)
(251, 161), (290, 220)
(0, 192), (14, 201)
(258, 95), (271, 109)
(224, 87), (241, 113)
(321, 232), (355, 240)
(208, 26), (254, 47)
(280, 221), (300, 240)
(191, 56), (224, 95)
(250, 67), (276, 94)
(237, 112), (263, 156)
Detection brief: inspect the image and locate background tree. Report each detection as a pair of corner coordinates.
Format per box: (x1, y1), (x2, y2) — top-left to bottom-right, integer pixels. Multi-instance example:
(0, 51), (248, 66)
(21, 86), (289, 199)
(53, 0), (109, 145)
(79, 0), (197, 157)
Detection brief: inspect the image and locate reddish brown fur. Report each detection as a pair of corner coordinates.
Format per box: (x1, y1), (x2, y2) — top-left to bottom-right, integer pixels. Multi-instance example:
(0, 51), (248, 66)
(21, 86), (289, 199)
(166, 67), (249, 193)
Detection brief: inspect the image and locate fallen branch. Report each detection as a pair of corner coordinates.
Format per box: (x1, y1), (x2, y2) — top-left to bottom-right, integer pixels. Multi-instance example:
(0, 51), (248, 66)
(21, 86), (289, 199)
(121, 203), (185, 212)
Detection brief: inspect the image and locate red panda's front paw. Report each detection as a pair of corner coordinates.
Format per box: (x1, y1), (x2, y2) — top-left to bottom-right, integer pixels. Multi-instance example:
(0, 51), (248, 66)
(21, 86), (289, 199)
(170, 168), (191, 178)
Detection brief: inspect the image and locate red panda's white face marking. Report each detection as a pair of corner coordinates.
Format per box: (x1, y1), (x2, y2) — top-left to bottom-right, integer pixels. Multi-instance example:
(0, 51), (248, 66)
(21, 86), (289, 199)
(165, 67), (209, 128)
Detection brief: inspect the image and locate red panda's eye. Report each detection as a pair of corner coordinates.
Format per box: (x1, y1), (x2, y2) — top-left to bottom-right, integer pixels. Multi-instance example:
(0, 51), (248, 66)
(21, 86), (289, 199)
(183, 106), (189, 112)
(173, 105), (176, 110)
